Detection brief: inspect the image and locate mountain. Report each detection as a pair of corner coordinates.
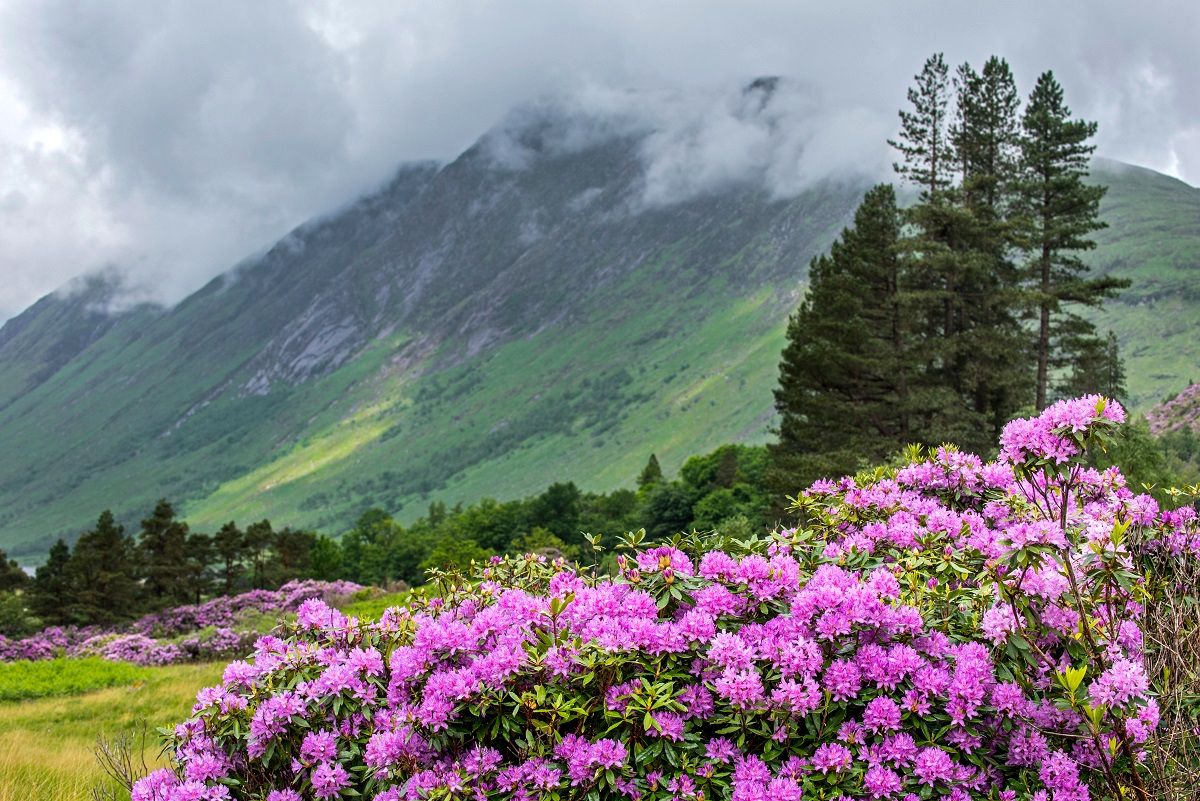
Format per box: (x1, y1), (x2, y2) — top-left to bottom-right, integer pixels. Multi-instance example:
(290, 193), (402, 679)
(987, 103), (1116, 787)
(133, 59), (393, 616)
(0, 101), (1197, 561)
(1084, 159), (1200, 404)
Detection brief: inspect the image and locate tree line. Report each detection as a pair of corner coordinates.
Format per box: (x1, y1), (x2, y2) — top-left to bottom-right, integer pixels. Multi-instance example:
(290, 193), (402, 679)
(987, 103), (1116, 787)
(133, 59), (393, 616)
(2, 422), (1195, 637)
(0, 500), (341, 633)
(0, 445), (773, 633)
(768, 54), (1128, 496)
(333, 444), (770, 587)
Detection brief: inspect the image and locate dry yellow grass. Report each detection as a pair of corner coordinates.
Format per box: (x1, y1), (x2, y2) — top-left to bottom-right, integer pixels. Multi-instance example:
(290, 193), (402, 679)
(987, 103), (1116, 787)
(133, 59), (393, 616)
(0, 662), (223, 801)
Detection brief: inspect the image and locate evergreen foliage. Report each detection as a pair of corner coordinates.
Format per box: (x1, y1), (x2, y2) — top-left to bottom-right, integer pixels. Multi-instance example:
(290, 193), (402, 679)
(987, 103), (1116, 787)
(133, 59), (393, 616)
(64, 511), (139, 625)
(771, 54), (1130, 500)
(27, 539), (71, 626)
(243, 520), (275, 589)
(769, 184), (915, 492)
(212, 522), (245, 595)
(889, 53), (953, 198)
(1017, 71), (1129, 408)
(636, 453), (663, 488)
(138, 499), (190, 605)
(0, 549), (26, 592)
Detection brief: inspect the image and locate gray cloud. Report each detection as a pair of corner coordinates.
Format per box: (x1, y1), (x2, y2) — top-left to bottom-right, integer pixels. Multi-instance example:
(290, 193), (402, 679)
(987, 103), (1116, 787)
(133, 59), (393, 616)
(0, 0), (1196, 320)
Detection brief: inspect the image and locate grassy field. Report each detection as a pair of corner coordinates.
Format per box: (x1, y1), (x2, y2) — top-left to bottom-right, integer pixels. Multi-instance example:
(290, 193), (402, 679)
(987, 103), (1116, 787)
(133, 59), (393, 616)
(339, 590), (412, 621)
(0, 658), (149, 702)
(0, 661), (223, 801)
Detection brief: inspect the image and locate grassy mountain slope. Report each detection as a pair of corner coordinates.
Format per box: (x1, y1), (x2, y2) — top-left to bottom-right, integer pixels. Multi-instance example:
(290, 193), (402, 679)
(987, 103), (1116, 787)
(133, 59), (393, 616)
(1086, 159), (1200, 408)
(0, 122), (1196, 560)
(0, 107), (863, 559)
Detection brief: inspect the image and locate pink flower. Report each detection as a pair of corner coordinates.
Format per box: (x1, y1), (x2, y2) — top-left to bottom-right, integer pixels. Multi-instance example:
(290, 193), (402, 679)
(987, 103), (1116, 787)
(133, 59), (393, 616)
(310, 761), (350, 799)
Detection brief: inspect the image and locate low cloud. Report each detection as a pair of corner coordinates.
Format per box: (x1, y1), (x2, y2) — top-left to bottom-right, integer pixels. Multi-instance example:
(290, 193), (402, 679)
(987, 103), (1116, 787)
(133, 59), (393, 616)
(482, 80), (893, 205)
(633, 80), (891, 204)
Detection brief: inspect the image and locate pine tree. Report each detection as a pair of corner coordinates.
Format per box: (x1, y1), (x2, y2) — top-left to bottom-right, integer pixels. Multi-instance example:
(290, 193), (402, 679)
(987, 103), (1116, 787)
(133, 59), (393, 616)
(181, 531), (214, 604)
(0, 549), (27, 592)
(947, 56), (1032, 437)
(892, 53), (993, 447)
(1016, 71), (1128, 408)
(768, 184), (915, 496)
(953, 57), (1021, 212)
(243, 520), (275, 589)
(637, 454), (664, 489)
(28, 538), (71, 625)
(889, 53), (954, 199)
(272, 527), (316, 585)
(138, 499), (190, 605)
(66, 511), (139, 624)
(212, 522), (245, 595)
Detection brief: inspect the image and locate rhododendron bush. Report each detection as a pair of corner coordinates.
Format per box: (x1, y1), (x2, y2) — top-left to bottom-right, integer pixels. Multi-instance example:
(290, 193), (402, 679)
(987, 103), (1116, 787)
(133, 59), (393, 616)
(136, 397), (1198, 801)
(0, 580), (362, 665)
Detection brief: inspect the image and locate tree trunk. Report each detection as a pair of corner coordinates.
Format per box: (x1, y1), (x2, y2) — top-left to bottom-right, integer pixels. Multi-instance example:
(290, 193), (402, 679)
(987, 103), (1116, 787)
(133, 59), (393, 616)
(1036, 242), (1051, 409)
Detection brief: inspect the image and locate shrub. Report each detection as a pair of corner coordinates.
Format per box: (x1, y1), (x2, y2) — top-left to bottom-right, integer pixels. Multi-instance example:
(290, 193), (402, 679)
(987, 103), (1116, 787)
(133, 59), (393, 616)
(135, 397), (1197, 800)
(0, 580), (362, 665)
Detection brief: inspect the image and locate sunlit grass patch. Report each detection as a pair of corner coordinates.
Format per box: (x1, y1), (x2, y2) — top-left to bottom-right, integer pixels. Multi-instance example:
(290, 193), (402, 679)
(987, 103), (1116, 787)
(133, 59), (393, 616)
(339, 590), (411, 621)
(0, 661), (223, 801)
(0, 657), (148, 701)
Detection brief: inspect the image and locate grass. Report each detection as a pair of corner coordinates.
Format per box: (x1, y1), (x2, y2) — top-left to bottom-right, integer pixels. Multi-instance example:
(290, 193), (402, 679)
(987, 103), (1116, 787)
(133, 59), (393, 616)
(339, 590), (413, 621)
(0, 661), (223, 801)
(0, 657), (149, 701)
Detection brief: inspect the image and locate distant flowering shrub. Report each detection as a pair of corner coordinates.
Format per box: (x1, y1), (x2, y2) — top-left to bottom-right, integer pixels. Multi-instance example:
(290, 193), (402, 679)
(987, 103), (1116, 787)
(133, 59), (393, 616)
(0, 580), (362, 664)
(135, 397), (1196, 800)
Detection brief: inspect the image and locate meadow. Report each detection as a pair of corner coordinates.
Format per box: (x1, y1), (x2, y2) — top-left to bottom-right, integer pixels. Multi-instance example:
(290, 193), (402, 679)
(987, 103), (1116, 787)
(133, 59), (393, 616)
(0, 590), (407, 801)
(0, 661), (223, 801)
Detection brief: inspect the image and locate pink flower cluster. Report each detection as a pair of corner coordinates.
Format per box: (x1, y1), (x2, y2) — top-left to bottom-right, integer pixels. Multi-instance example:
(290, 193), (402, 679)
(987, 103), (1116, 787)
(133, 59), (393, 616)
(135, 399), (1192, 801)
(999, 394), (1124, 465)
(0, 580), (362, 665)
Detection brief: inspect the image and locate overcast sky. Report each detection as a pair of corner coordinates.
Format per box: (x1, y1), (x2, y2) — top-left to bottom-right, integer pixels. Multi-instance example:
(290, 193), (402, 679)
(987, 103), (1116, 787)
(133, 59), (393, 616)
(0, 1), (1196, 321)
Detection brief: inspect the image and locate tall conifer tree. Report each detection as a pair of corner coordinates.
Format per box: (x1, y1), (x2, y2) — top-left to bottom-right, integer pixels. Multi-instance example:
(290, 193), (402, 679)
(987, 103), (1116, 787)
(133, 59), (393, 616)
(213, 522), (245, 595)
(637, 454), (664, 489)
(889, 53), (954, 199)
(892, 53), (994, 448)
(0, 549), (27, 592)
(28, 538), (71, 625)
(948, 56), (1032, 436)
(954, 57), (1021, 211)
(243, 519), (276, 589)
(138, 499), (190, 605)
(181, 531), (214, 604)
(66, 511), (139, 624)
(1016, 71), (1127, 408)
(769, 184), (914, 494)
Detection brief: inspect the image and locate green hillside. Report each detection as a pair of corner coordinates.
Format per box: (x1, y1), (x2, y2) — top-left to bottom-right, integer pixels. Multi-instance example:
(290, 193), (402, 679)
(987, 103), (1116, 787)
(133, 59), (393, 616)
(0, 119), (1196, 562)
(1086, 159), (1200, 408)
(0, 113), (863, 559)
